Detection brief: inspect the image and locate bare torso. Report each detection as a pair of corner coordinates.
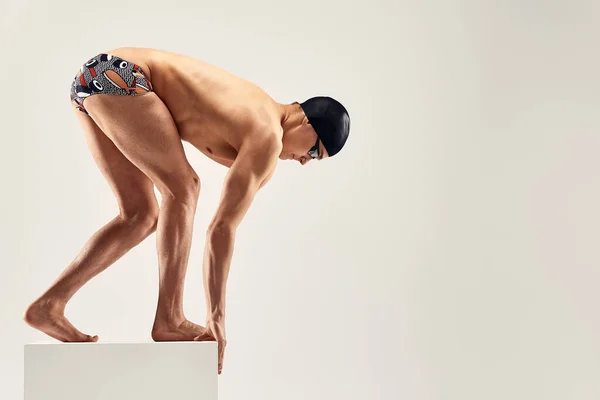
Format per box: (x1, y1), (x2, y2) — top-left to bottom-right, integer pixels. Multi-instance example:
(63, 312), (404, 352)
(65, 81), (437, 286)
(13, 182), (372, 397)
(105, 47), (283, 168)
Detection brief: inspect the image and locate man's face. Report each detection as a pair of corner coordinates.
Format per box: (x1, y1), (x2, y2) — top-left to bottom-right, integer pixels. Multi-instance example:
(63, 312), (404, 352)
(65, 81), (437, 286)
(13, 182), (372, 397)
(281, 123), (329, 165)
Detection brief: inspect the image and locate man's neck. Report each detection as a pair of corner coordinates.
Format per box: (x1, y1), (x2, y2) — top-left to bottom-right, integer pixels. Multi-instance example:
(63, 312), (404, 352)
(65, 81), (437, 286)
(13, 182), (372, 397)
(279, 103), (303, 132)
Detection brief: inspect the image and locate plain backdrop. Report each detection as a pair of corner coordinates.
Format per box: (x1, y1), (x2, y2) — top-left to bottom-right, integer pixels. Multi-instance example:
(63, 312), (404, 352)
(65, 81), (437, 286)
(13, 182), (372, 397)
(1, 1), (599, 399)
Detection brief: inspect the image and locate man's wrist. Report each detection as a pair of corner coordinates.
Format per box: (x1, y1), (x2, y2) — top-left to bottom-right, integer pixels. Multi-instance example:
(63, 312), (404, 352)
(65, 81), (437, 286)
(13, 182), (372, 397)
(207, 310), (225, 322)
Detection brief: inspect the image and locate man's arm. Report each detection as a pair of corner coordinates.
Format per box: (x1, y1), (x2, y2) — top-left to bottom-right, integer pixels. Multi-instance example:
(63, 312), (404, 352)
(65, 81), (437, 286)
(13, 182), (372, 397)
(203, 137), (281, 321)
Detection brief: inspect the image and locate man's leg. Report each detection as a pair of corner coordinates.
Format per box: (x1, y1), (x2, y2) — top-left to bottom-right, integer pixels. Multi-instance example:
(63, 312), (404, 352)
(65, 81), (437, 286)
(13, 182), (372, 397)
(74, 92), (205, 341)
(24, 110), (160, 342)
(25, 94), (206, 341)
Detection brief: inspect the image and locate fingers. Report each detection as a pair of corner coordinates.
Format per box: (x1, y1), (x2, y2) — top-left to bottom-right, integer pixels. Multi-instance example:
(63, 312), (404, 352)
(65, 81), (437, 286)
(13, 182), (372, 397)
(193, 326), (226, 374)
(218, 339), (227, 374)
(204, 320), (227, 374)
(211, 322), (226, 374)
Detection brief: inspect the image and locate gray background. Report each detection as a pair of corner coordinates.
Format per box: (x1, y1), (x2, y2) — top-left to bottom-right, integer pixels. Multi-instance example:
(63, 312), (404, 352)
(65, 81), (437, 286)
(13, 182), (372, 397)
(1, 0), (599, 399)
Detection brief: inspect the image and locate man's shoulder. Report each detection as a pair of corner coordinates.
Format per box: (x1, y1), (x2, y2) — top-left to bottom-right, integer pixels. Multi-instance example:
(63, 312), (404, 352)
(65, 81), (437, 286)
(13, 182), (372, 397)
(236, 119), (281, 170)
(240, 129), (282, 158)
(242, 105), (283, 147)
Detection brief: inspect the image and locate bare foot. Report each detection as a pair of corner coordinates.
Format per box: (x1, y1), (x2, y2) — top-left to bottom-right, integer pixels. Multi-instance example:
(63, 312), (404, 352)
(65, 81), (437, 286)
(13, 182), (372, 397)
(152, 318), (211, 341)
(24, 297), (98, 342)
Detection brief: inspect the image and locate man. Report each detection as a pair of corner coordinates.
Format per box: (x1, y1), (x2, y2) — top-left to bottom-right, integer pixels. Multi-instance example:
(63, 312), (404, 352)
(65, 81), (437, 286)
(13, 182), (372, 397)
(24, 47), (350, 374)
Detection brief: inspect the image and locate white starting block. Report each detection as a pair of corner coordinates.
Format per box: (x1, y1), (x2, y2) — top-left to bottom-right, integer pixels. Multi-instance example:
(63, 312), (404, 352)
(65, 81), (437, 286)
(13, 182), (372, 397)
(24, 342), (218, 400)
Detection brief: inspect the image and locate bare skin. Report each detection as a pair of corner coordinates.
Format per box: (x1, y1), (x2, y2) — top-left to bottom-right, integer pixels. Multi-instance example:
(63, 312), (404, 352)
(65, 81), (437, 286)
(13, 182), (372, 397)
(24, 47), (330, 373)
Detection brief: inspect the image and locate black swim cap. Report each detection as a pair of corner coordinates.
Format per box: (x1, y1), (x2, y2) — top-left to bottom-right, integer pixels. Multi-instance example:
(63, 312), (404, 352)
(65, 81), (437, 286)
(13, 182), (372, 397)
(299, 96), (350, 157)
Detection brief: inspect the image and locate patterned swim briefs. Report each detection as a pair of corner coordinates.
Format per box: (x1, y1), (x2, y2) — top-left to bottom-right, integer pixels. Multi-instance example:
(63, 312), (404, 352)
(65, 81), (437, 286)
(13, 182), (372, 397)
(69, 53), (153, 115)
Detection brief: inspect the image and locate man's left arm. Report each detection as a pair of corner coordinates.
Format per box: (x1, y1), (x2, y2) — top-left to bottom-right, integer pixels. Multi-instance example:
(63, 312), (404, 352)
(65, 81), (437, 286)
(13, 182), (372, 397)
(203, 137), (281, 321)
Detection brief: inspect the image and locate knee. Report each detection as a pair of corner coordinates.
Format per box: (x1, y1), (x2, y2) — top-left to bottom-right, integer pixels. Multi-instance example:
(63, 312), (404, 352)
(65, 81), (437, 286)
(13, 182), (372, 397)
(120, 202), (159, 234)
(188, 173), (201, 199)
(160, 172), (201, 206)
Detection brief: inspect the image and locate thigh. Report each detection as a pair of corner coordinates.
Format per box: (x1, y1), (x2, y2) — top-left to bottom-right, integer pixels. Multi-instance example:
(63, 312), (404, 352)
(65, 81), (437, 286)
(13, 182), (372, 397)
(81, 92), (199, 200)
(75, 110), (158, 219)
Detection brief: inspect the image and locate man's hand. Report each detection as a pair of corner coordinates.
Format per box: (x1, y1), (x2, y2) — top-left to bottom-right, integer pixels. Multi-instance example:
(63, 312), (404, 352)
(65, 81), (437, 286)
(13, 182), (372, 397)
(194, 319), (227, 375)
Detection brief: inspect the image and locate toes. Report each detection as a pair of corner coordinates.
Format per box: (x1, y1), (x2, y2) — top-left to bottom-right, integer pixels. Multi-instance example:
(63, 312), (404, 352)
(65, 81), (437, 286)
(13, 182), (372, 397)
(70, 333), (97, 343)
(54, 317), (94, 342)
(75, 333), (98, 342)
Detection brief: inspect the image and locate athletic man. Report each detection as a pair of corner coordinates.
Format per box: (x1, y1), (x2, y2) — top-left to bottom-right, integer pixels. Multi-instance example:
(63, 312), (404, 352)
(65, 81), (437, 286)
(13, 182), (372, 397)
(24, 47), (350, 374)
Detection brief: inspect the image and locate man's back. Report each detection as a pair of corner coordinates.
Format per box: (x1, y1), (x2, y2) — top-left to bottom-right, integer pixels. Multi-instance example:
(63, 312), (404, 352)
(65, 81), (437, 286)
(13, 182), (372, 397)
(106, 46), (282, 166)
